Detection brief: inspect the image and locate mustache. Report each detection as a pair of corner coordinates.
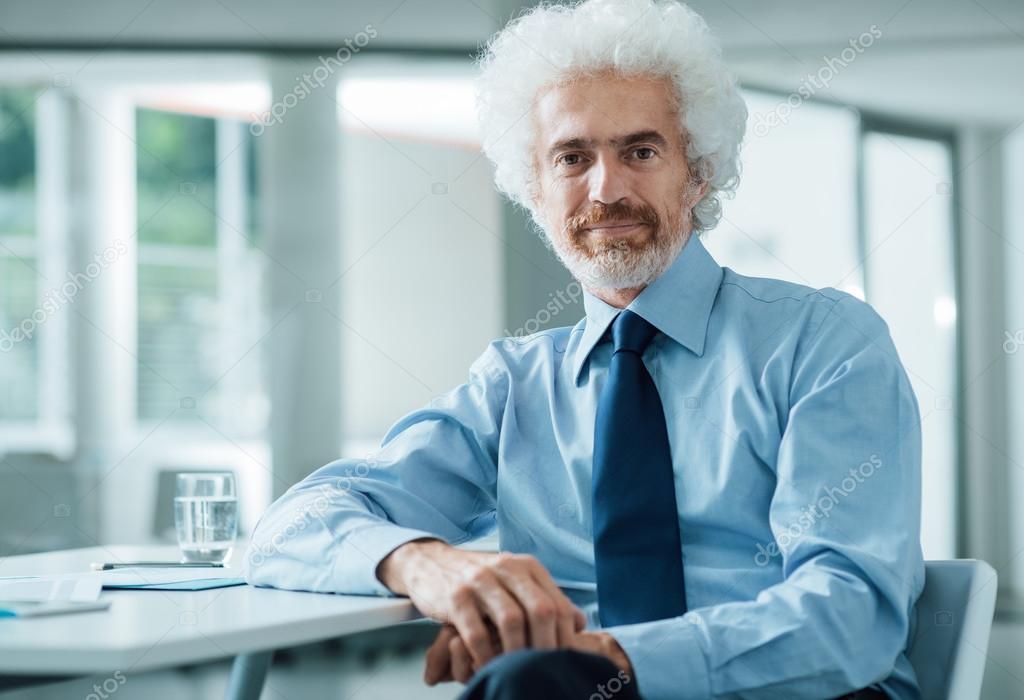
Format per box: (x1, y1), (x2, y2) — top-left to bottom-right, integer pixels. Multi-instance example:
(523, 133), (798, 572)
(565, 201), (660, 237)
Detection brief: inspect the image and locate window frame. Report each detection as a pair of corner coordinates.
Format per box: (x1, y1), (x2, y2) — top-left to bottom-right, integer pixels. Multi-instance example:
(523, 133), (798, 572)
(858, 112), (963, 558)
(0, 87), (74, 457)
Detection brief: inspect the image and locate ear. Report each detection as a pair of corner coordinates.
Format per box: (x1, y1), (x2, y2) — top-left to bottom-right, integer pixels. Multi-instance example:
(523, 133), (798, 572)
(686, 177), (710, 208)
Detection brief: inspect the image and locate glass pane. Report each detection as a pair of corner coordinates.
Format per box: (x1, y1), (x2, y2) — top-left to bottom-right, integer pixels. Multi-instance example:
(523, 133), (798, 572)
(707, 90), (861, 294)
(136, 108), (219, 421)
(135, 106), (266, 435)
(136, 108), (216, 247)
(0, 256), (38, 420)
(137, 256), (218, 418)
(0, 87), (39, 421)
(863, 131), (957, 559)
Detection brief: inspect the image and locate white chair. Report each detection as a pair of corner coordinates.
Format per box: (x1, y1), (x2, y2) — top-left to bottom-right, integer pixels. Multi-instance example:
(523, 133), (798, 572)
(906, 560), (997, 700)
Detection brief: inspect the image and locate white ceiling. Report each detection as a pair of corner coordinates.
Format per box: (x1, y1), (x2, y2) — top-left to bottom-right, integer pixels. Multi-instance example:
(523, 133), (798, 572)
(685, 0), (1024, 126)
(0, 0), (1021, 126)
(0, 0), (499, 47)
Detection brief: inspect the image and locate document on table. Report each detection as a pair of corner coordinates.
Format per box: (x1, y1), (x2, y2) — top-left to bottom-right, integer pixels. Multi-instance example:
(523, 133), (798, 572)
(0, 600), (112, 618)
(0, 574), (102, 602)
(0, 566), (245, 596)
(0, 575), (110, 618)
(99, 566), (245, 590)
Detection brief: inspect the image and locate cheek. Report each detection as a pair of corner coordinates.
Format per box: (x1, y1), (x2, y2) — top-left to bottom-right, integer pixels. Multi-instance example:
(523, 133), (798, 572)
(658, 172), (693, 210)
(544, 184), (584, 219)
(548, 176), (577, 201)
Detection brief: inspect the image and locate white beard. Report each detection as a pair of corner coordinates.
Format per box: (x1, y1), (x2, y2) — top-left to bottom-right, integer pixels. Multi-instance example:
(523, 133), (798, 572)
(548, 226), (690, 291)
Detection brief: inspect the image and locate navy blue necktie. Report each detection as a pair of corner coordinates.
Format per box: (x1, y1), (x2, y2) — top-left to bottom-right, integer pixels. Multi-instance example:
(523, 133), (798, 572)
(592, 310), (687, 627)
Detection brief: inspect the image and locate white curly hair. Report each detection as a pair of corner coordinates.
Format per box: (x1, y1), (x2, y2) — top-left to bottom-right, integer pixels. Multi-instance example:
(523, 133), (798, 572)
(475, 0), (748, 234)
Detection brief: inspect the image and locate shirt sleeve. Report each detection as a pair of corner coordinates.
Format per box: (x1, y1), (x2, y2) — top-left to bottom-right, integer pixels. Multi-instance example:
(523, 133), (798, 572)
(243, 341), (508, 596)
(606, 293), (927, 700)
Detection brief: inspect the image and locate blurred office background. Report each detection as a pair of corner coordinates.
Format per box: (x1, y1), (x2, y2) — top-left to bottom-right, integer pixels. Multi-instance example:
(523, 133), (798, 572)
(0, 0), (1022, 697)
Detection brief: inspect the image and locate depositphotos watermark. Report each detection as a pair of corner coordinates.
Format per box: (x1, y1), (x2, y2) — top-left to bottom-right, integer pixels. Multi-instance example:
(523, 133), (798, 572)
(754, 454), (883, 566)
(589, 669), (632, 700)
(0, 239), (129, 353)
(502, 280), (583, 348)
(1004, 329), (1024, 354)
(247, 456), (378, 568)
(249, 24), (378, 136)
(751, 25), (882, 137)
(85, 670), (126, 700)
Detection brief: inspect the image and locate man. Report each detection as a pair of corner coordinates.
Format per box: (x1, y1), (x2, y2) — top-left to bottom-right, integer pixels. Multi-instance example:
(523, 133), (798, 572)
(245, 0), (925, 698)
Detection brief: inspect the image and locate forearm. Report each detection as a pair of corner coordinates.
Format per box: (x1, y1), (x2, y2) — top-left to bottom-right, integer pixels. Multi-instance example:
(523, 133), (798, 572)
(244, 470), (447, 595)
(606, 549), (919, 700)
(245, 341), (507, 595)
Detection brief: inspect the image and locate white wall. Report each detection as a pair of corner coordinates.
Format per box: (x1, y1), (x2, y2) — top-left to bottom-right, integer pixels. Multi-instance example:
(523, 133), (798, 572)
(339, 132), (504, 442)
(1006, 129), (1024, 595)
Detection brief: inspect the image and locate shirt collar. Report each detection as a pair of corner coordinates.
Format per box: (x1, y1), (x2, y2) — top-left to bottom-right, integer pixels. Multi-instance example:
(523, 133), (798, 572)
(571, 233), (724, 385)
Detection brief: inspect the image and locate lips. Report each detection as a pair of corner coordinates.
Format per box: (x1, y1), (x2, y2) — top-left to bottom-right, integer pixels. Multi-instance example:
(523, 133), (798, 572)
(584, 221), (649, 235)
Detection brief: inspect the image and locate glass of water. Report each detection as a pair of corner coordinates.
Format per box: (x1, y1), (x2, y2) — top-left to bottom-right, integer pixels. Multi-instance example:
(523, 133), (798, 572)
(174, 472), (238, 563)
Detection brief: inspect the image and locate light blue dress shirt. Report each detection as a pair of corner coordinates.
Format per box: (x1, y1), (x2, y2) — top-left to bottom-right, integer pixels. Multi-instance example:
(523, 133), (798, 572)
(245, 233), (925, 700)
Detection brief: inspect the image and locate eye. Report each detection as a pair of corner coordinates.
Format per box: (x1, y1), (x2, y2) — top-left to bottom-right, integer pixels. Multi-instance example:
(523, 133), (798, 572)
(632, 147), (657, 161)
(557, 152), (585, 167)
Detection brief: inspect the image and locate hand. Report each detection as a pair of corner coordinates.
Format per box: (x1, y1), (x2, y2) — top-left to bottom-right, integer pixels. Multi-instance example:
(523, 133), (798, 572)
(423, 625), (633, 686)
(377, 540), (587, 670)
(423, 623), (479, 684)
(569, 630), (633, 677)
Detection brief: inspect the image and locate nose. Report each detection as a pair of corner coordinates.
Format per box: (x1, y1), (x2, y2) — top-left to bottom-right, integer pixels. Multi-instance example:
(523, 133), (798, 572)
(588, 152), (630, 205)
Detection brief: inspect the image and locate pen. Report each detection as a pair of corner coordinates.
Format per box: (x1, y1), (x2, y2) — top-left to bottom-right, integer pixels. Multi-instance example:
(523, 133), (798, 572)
(90, 562), (226, 571)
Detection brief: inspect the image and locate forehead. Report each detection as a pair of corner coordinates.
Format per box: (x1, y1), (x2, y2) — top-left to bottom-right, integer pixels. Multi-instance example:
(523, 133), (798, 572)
(533, 72), (681, 147)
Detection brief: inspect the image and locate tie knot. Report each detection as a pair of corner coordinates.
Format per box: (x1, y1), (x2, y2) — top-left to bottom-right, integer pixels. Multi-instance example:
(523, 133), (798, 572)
(611, 310), (658, 355)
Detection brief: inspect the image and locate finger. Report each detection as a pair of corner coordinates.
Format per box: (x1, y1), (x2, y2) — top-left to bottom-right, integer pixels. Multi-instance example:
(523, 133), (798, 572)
(535, 581), (584, 648)
(448, 590), (496, 668)
(574, 606), (588, 631)
(570, 631), (600, 655)
(518, 554), (565, 600)
(492, 568), (559, 649)
(450, 635), (475, 684)
(488, 623), (503, 656)
(556, 597), (588, 645)
(472, 577), (527, 653)
(554, 596), (580, 648)
(424, 625), (457, 685)
(519, 557), (587, 644)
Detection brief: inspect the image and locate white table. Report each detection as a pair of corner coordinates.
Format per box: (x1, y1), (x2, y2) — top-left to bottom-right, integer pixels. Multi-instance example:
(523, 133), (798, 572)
(0, 544), (422, 699)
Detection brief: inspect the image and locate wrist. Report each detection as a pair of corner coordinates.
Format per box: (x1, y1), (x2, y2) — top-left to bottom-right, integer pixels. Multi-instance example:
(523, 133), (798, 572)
(376, 537), (447, 594)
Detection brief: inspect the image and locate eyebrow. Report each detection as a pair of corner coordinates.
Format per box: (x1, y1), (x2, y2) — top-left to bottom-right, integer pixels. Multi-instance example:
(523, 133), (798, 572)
(546, 130), (670, 159)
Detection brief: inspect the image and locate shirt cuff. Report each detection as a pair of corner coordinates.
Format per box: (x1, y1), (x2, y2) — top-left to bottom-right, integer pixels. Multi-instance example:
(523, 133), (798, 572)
(605, 615), (711, 700)
(331, 523), (446, 596)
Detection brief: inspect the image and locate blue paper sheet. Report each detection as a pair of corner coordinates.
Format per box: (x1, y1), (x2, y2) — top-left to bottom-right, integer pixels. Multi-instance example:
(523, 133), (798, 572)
(103, 577), (246, 591)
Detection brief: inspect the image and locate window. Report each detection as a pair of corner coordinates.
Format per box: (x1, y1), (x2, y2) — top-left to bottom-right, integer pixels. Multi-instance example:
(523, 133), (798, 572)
(0, 87), (39, 422)
(0, 86), (71, 452)
(136, 108), (219, 420)
(707, 90), (862, 295)
(711, 90), (959, 558)
(861, 127), (958, 559)
(135, 102), (267, 436)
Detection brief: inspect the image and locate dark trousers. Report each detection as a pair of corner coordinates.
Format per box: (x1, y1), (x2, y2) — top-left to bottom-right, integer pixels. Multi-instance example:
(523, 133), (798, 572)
(457, 648), (890, 700)
(459, 649), (641, 700)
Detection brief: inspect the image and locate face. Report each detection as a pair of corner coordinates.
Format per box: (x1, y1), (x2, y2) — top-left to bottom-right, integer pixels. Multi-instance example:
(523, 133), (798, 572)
(531, 72), (707, 290)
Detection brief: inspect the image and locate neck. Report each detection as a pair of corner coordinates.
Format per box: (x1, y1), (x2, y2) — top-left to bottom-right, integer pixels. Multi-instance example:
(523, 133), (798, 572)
(588, 284), (646, 309)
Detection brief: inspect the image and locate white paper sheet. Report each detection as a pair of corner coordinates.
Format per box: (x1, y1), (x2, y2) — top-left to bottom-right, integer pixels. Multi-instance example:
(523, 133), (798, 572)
(0, 575), (102, 602)
(0, 565), (241, 596)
